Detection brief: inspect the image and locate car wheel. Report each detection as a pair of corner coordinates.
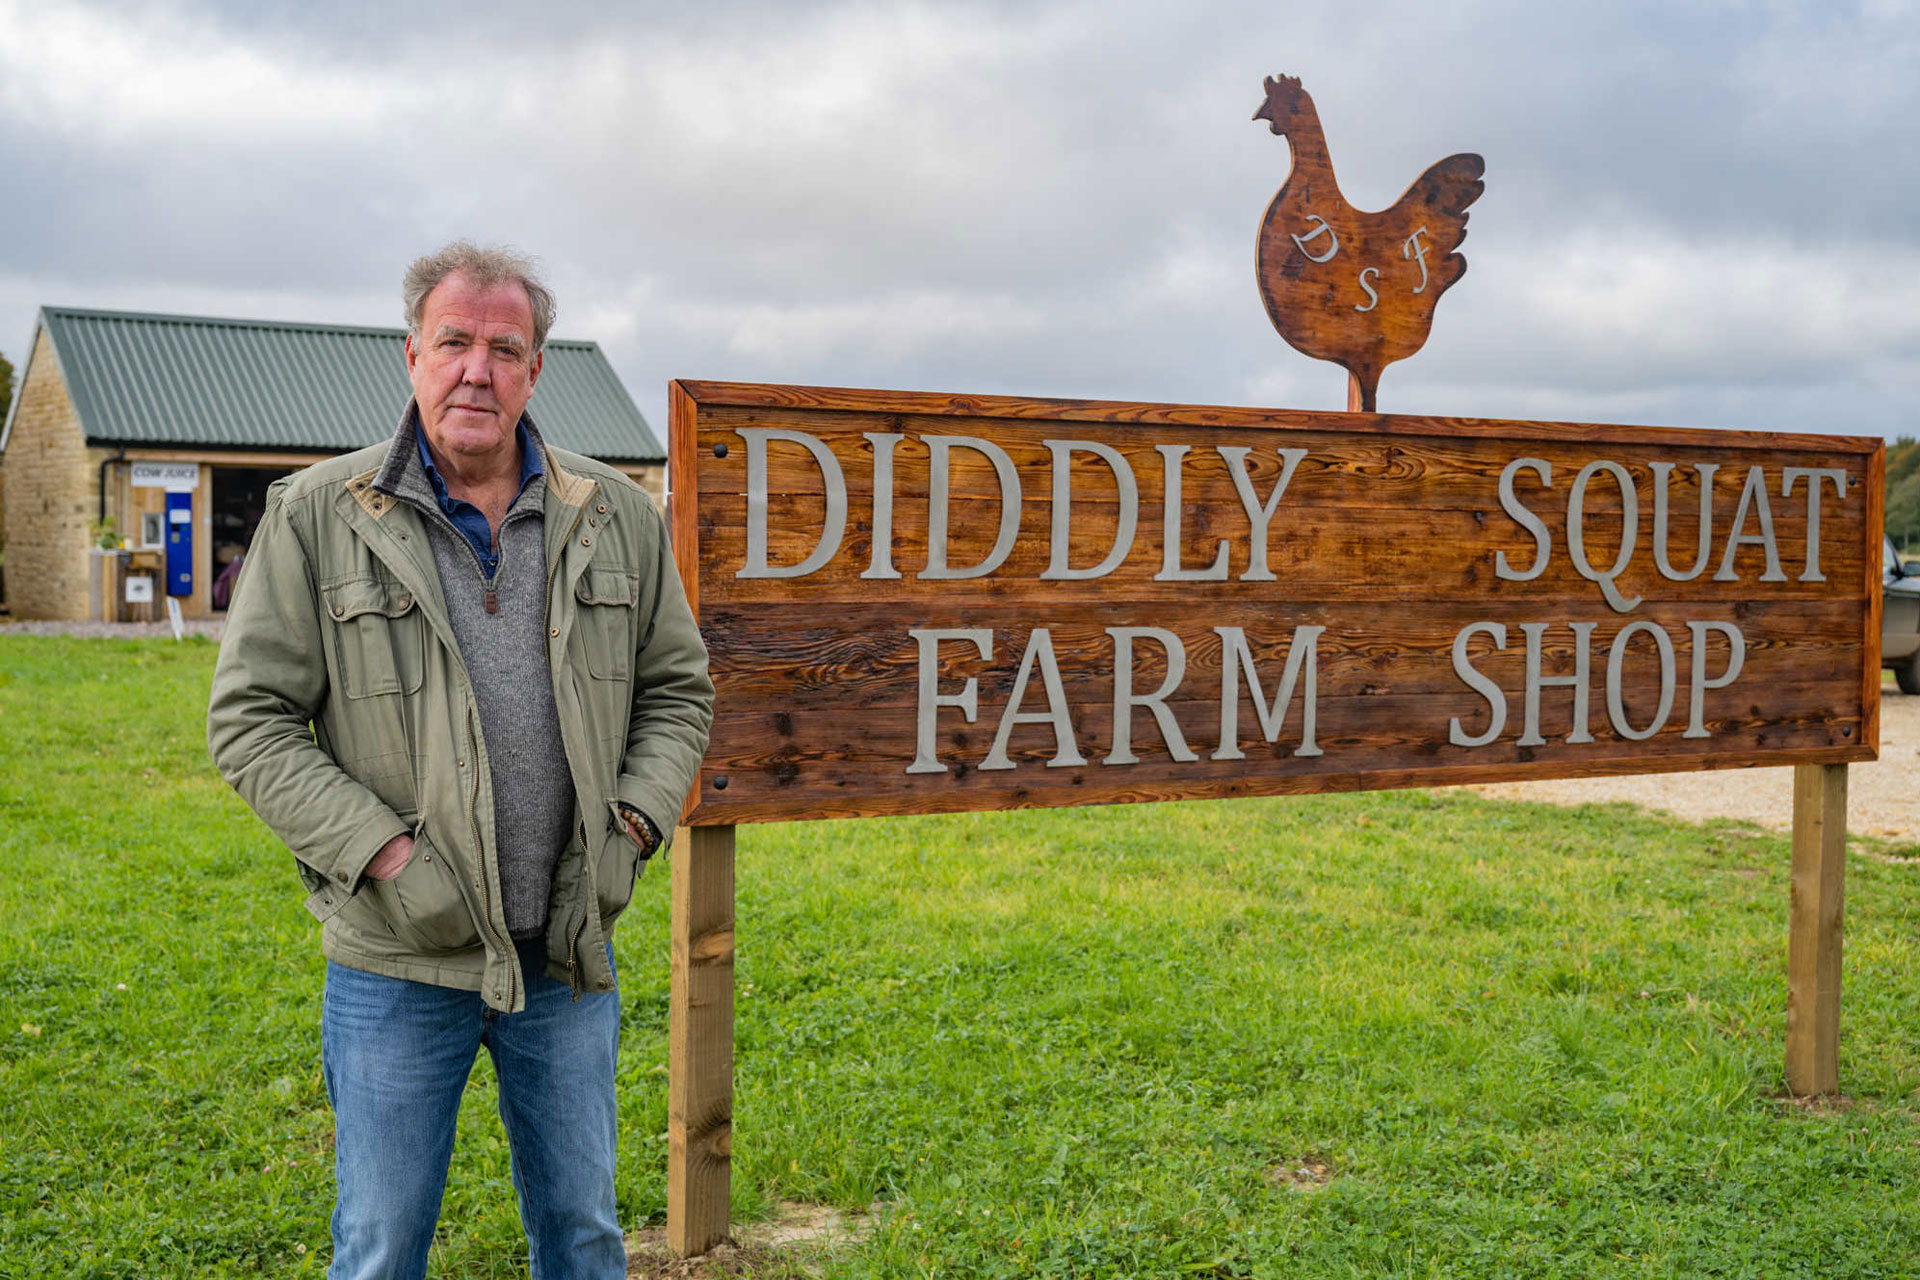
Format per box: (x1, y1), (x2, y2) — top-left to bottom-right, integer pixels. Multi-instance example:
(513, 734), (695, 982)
(1899, 652), (1920, 696)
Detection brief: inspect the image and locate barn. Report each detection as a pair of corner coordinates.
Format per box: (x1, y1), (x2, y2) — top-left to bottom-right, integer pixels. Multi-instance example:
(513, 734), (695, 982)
(0, 307), (664, 620)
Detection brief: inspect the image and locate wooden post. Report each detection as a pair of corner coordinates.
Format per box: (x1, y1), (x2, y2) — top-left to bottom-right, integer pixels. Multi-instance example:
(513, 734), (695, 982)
(1786, 763), (1847, 1096)
(668, 824), (735, 1256)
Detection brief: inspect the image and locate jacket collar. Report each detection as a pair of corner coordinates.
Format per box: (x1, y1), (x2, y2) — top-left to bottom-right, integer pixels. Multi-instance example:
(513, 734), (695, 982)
(354, 399), (594, 519)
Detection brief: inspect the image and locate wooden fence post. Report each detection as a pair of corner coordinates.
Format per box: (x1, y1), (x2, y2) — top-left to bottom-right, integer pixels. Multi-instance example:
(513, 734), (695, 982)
(1786, 763), (1847, 1096)
(668, 824), (736, 1256)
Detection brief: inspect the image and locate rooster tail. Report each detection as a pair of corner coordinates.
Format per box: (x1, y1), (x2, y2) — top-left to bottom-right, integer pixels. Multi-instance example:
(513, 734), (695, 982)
(1421, 152), (1486, 217)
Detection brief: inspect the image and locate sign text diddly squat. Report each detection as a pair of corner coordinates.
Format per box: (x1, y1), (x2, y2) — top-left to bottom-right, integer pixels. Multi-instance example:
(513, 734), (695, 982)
(730, 427), (1855, 776)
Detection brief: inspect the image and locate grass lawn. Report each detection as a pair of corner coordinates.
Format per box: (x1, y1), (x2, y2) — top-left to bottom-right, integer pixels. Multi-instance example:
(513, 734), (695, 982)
(2, 635), (1918, 1278)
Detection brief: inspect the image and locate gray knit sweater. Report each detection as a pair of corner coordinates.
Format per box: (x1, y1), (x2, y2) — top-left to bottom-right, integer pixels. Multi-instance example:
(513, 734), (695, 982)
(374, 413), (574, 939)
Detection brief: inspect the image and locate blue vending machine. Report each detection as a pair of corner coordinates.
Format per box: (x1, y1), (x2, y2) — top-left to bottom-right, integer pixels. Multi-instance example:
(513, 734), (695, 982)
(166, 491), (194, 597)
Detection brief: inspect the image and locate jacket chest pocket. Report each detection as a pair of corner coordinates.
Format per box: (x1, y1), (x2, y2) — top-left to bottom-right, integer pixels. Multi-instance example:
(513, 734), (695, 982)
(323, 575), (426, 699)
(574, 568), (640, 682)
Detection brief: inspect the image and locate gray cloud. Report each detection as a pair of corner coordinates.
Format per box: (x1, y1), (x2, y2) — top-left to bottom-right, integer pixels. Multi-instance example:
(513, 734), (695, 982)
(0, 0), (1914, 441)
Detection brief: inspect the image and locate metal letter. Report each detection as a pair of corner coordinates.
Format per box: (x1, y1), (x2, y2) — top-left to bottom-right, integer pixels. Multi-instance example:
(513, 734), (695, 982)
(1218, 446), (1308, 582)
(1606, 621), (1676, 742)
(1518, 622), (1597, 746)
(735, 428), (847, 579)
(980, 629), (1086, 771)
(1684, 621), (1746, 739)
(1449, 622), (1508, 747)
(1212, 625), (1324, 760)
(860, 432), (905, 580)
(1290, 213), (1340, 263)
(1714, 465), (1787, 583)
(1650, 462), (1718, 582)
(1155, 445), (1231, 581)
(1782, 467), (1848, 583)
(1042, 439), (1139, 580)
(1568, 460), (1643, 613)
(906, 628), (993, 774)
(1105, 627), (1196, 765)
(1403, 225), (1431, 293)
(922, 435), (1022, 580)
(1354, 266), (1380, 312)
(1496, 458), (1553, 581)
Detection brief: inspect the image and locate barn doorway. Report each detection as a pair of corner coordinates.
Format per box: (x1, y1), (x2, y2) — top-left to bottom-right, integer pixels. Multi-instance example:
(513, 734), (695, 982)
(209, 467), (293, 611)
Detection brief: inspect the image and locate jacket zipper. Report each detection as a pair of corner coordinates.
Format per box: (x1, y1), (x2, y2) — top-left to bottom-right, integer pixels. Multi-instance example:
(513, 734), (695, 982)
(433, 498), (523, 612)
(549, 494), (593, 1001)
(467, 703), (518, 1012)
(565, 906), (588, 1001)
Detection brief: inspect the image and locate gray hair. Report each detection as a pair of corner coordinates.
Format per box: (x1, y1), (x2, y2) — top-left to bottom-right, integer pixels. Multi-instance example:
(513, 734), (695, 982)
(402, 241), (556, 353)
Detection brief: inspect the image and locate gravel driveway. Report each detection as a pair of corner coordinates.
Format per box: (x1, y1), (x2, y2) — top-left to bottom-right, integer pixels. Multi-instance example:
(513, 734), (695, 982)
(0, 619), (226, 641)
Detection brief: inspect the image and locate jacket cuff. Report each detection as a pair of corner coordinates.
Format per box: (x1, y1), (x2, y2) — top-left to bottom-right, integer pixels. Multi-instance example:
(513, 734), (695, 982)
(323, 814), (411, 893)
(610, 800), (661, 857)
(613, 775), (679, 853)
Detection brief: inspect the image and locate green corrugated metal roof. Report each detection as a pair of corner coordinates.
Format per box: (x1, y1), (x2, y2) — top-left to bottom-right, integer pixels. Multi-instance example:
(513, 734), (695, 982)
(22, 306), (662, 461)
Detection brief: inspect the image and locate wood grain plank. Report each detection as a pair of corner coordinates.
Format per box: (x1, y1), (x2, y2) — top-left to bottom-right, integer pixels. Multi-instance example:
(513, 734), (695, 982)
(686, 737), (1872, 825)
(669, 380), (702, 621)
(701, 687), (1858, 767)
(1786, 764), (1847, 1096)
(1862, 444), (1886, 754)
(700, 600), (1862, 708)
(668, 825), (735, 1256)
(695, 499), (1860, 605)
(674, 380), (1885, 457)
(687, 695), (1865, 825)
(694, 412), (1871, 519)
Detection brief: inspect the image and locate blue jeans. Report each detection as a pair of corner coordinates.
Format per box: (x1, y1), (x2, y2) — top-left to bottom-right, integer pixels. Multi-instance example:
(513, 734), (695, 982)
(321, 939), (624, 1280)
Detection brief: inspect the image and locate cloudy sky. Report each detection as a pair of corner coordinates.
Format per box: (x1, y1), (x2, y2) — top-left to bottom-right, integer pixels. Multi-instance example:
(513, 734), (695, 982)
(1, 0), (1915, 443)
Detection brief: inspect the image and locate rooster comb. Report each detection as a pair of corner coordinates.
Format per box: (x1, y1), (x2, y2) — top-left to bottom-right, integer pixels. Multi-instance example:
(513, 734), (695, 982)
(1263, 74), (1303, 92)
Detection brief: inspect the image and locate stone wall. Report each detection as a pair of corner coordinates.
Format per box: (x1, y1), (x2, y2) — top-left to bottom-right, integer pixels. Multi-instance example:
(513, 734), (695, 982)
(612, 462), (665, 505)
(1, 328), (94, 619)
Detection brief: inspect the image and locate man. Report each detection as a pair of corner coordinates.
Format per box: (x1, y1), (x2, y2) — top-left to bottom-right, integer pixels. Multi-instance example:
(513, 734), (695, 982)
(208, 242), (713, 1279)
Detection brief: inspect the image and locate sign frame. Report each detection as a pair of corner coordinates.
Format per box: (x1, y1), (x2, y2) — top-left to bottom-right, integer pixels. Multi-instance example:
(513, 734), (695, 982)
(669, 379), (1884, 828)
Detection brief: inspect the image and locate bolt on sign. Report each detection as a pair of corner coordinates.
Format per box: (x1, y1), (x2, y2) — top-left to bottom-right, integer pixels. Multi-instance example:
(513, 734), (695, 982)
(670, 382), (1882, 827)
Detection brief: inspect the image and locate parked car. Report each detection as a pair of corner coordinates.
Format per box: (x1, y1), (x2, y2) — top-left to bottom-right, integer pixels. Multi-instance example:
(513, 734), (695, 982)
(1884, 537), (1920, 692)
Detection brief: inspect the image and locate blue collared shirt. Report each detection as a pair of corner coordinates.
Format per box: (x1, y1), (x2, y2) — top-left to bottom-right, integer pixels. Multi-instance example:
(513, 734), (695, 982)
(416, 420), (545, 580)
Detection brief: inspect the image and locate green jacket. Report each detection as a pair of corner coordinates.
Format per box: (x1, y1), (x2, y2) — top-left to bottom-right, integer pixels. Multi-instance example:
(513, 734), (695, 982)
(208, 432), (713, 1012)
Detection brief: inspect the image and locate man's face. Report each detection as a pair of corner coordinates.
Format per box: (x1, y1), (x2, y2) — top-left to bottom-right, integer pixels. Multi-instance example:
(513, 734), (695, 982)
(405, 271), (543, 466)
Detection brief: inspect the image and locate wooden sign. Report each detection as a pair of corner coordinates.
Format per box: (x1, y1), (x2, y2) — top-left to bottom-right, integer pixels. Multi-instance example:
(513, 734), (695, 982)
(1253, 75), (1483, 412)
(663, 381), (1881, 1252)
(669, 381), (1882, 827)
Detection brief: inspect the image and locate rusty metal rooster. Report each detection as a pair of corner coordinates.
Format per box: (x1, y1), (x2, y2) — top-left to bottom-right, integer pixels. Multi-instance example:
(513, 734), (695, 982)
(1253, 75), (1484, 412)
